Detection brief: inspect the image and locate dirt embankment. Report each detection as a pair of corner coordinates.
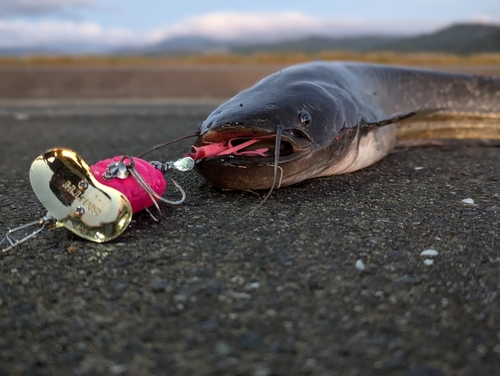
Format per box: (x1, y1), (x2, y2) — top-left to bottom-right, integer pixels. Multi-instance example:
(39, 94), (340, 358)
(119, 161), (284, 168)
(0, 66), (280, 100)
(0, 65), (499, 100)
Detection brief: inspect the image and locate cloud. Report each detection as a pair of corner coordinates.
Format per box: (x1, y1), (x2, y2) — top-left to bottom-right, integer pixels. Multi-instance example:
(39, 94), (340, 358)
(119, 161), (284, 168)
(470, 13), (498, 23)
(0, 11), (497, 52)
(147, 12), (326, 43)
(0, 0), (95, 17)
(143, 12), (449, 44)
(0, 20), (136, 50)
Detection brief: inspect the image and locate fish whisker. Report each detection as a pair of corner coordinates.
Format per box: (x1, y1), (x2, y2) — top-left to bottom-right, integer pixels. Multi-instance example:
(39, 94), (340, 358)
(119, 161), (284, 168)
(137, 131), (200, 158)
(276, 165), (283, 189)
(231, 125), (285, 222)
(261, 124), (285, 204)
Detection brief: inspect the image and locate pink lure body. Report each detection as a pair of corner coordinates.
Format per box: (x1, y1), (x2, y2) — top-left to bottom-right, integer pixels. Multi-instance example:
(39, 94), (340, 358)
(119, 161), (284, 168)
(90, 156), (166, 214)
(189, 137), (272, 161)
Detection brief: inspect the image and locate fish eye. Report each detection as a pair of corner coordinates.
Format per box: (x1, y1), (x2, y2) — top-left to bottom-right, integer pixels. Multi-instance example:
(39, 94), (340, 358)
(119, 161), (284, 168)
(299, 111), (312, 126)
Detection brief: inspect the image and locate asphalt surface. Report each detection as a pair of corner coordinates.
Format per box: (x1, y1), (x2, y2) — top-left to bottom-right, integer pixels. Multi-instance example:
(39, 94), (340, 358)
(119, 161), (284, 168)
(0, 103), (499, 376)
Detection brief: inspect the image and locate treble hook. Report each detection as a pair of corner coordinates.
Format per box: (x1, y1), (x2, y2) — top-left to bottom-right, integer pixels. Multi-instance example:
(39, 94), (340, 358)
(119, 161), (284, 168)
(101, 154), (193, 223)
(138, 178), (187, 222)
(126, 157), (188, 222)
(127, 157), (186, 205)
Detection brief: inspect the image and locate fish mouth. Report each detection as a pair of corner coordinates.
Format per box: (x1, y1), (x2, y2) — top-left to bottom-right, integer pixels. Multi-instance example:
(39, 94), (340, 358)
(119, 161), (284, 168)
(194, 126), (312, 162)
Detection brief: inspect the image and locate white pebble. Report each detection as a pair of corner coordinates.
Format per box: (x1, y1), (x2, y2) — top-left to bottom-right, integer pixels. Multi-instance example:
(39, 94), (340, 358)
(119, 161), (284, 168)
(462, 198), (474, 204)
(423, 259), (434, 266)
(414, 167), (424, 170)
(420, 249), (439, 257)
(248, 282), (260, 289)
(355, 259), (365, 271)
(110, 364), (127, 374)
(14, 113), (30, 121)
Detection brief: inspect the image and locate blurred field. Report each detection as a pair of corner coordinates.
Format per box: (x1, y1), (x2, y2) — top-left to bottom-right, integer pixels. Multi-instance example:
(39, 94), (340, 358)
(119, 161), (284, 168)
(0, 52), (499, 101)
(1, 51), (500, 67)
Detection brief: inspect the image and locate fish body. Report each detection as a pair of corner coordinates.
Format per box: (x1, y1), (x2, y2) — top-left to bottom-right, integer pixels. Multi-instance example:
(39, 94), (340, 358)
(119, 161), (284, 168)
(193, 62), (500, 190)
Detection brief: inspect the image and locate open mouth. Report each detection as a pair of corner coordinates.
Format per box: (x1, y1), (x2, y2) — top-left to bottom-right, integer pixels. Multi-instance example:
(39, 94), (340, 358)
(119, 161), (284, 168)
(189, 129), (297, 161)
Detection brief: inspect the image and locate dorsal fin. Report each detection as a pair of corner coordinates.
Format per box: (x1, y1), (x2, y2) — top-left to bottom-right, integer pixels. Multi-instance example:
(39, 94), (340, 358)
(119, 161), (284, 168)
(365, 108), (442, 129)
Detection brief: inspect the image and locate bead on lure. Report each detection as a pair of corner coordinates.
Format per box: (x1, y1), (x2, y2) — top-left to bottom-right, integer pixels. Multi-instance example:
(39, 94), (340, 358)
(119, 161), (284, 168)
(1, 148), (194, 252)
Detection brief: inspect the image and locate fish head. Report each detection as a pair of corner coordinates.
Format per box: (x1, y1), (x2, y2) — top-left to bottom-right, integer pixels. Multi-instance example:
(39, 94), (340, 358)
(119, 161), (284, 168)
(193, 70), (360, 190)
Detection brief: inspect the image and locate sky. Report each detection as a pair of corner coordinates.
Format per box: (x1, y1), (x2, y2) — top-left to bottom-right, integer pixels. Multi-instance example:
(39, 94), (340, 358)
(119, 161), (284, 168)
(1, 0), (499, 52)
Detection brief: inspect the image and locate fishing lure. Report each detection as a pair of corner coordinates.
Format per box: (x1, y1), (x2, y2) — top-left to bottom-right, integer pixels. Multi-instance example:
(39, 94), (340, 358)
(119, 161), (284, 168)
(188, 136), (273, 160)
(0, 148), (194, 252)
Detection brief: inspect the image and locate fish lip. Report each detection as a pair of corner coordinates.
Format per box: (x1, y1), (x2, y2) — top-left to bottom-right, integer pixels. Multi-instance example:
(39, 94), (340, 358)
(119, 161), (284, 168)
(197, 125), (313, 161)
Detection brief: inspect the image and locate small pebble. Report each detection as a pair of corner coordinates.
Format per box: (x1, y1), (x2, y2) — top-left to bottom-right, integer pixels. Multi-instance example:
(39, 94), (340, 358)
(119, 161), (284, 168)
(420, 249), (438, 257)
(254, 363), (272, 376)
(67, 245), (79, 254)
(149, 279), (172, 292)
(414, 166), (424, 170)
(110, 364), (127, 374)
(462, 198), (474, 204)
(423, 259), (434, 266)
(14, 113), (30, 121)
(355, 259), (365, 271)
(238, 331), (263, 350)
(214, 341), (233, 356)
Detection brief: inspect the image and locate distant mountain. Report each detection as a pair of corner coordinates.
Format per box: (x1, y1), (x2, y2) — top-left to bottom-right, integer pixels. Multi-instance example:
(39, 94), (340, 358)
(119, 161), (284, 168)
(133, 23), (500, 56)
(0, 46), (61, 56)
(231, 35), (401, 54)
(117, 36), (228, 55)
(375, 23), (500, 54)
(229, 23), (500, 55)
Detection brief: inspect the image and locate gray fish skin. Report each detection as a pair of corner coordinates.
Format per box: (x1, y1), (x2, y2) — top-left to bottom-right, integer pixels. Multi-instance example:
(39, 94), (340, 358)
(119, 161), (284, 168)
(194, 62), (500, 190)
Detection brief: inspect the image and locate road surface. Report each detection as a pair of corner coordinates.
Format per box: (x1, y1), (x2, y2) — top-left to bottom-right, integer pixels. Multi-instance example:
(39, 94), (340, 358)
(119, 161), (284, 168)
(0, 101), (499, 375)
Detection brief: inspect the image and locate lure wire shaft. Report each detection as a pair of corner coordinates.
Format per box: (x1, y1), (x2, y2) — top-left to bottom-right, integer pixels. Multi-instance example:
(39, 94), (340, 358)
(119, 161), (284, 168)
(1, 214), (55, 253)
